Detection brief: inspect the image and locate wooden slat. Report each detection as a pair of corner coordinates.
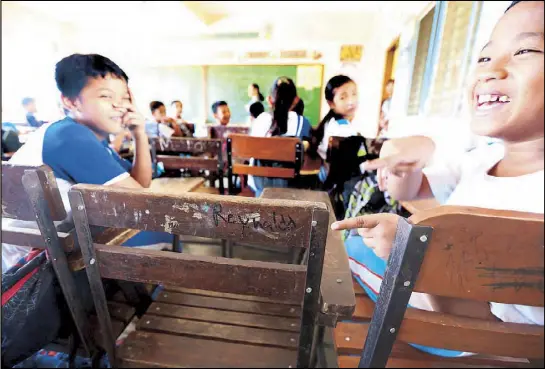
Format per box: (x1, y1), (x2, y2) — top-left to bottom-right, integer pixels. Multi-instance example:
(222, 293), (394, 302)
(233, 163), (296, 178)
(137, 315), (299, 349)
(334, 322), (527, 366)
(345, 278), (543, 358)
(1, 226), (75, 251)
(229, 134), (299, 162)
(410, 206), (544, 306)
(153, 137), (221, 154)
(208, 125), (250, 139)
(155, 291), (301, 318)
(337, 355), (523, 368)
(69, 184), (325, 249)
(95, 245), (307, 304)
(2, 163), (66, 221)
(148, 177), (205, 194)
(397, 308), (544, 359)
(260, 188), (356, 322)
(118, 330), (297, 368)
(163, 286), (299, 305)
(157, 155), (218, 172)
(146, 302), (300, 332)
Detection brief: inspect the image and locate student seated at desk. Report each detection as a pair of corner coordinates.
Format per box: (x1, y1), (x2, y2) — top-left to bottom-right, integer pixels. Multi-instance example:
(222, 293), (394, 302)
(332, 0), (544, 357)
(149, 100), (183, 137)
(170, 100), (193, 137)
(249, 77), (311, 196)
(2, 53), (172, 272)
(212, 100), (231, 126)
(22, 97), (46, 128)
(309, 75), (361, 180)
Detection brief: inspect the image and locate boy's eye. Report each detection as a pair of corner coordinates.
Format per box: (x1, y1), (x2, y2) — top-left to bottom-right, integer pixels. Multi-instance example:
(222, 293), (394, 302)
(100, 95), (112, 99)
(477, 56), (491, 63)
(514, 48), (541, 56)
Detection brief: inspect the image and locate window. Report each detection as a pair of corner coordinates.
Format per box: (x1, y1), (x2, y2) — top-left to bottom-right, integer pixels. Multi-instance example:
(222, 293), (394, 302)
(407, 7), (436, 116)
(407, 1), (482, 117)
(427, 1), (482, 115)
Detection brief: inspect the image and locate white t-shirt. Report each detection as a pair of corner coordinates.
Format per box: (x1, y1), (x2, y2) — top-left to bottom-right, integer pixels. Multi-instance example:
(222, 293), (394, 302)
(317, 117), (360, 161)
(423, 142), (544, 326)
(250, 111), (305, 138)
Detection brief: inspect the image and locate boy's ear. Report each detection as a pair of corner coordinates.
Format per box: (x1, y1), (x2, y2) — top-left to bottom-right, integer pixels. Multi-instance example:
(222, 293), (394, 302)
(327, 100), (335, 110)
(61, 95), (79, 112)
(267, 95), (273, 108)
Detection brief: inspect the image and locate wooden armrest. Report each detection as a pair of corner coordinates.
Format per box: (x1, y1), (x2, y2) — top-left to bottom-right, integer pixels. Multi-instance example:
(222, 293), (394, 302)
(260, 188), (356, 326)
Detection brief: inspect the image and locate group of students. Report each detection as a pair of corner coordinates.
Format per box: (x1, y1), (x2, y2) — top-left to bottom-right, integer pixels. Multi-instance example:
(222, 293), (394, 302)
(1, 0), (543, 361)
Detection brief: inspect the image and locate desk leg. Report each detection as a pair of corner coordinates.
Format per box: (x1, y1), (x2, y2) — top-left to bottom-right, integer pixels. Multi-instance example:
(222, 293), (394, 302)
(172, 235), (182, 253)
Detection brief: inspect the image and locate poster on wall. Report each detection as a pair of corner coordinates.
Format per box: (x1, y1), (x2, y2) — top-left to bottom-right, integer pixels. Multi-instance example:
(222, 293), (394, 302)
(296, 65), (322, 91)
(340, 44), (363, 62)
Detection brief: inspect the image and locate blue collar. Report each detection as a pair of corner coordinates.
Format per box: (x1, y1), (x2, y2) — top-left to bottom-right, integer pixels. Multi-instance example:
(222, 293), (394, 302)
(337, 119), (350, 125)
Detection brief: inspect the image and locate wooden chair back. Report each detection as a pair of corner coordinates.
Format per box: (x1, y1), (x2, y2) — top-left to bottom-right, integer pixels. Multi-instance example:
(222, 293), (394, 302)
(68, 184), (330, 368)
(226, 134), (303, 194)
(150, 137), (224, 194)
(208, 125), (249, 139)
(1, 163), (94, 356)
(359, 206), (544, 367)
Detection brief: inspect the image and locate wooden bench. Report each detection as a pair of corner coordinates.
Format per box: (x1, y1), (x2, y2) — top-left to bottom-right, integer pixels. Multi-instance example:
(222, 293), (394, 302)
(68, 184), (331, 367)
(150, 137), (224, 195)
(226, 133), (303, 197)
(335, 206), (544, 368)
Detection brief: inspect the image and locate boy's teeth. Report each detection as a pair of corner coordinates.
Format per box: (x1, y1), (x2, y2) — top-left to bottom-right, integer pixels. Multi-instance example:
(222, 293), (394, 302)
(499, 95), (509, 102)
(477, 94), (510, 104)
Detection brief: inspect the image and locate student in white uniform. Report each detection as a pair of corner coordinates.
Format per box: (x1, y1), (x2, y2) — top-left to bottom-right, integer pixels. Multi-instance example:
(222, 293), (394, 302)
(245, 83), (265, 112)
(309, 75), (361, 184)
(332, 0), (544, 357)
(249, 77), (311, 196)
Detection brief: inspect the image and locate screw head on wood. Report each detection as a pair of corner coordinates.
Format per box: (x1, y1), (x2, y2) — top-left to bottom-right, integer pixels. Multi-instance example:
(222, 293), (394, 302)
(390, 328), (396, 333)
(420, 235), (428, 242)
(290, 338), (296, 342)
(336, 279), (343, 283)
(90, 258), (95, 265)
(345, 337), (351, 341)
(78, 205), (84, 210)
(403, 281), (411, 287)
(146, 321), (150, 324)
(311, 221), (317, 227)
(306, 287), (312, 293)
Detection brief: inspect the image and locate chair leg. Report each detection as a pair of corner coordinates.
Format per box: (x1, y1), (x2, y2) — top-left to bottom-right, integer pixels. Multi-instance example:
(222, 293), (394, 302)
(172, 235), (182, 253)
(221, 240), (233, 258)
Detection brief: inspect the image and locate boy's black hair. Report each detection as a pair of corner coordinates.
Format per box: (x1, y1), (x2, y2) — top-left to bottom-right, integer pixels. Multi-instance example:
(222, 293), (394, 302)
(506, 1), (523, 12)
(293, 98), (305, 116)
(171, 100), (182, 106)
(150, 101), (165, 113)
(211, 101), (228, 114)
(21, 97), (34, 106)
(249, 101), (265, 119)
(55, 54), (129, 99)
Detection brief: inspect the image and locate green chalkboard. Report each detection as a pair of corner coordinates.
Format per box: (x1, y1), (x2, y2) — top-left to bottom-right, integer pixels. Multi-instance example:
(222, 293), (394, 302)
(207, 65), (323, 126)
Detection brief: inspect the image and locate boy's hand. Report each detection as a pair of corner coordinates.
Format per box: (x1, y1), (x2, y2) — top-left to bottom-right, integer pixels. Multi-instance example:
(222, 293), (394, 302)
(362, 136), (435, 191)
(119, 89), (146, 138)
(331, 213), (401, 260)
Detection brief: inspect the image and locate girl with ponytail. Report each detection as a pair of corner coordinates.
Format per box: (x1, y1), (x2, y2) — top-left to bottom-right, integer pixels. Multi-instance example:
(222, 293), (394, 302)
(248, 77), (312, 196)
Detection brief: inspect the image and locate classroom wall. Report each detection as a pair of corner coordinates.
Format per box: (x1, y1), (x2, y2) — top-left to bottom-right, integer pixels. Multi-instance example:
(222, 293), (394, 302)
(1, 1), (79, 122)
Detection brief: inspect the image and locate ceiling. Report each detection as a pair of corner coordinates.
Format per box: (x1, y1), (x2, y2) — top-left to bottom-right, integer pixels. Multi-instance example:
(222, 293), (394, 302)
(13, 1), (431, 42)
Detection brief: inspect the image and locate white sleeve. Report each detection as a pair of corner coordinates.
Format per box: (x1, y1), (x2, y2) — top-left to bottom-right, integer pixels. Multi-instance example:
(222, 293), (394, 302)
(422, 150), (464, 205)
(250, 113), (270, 137)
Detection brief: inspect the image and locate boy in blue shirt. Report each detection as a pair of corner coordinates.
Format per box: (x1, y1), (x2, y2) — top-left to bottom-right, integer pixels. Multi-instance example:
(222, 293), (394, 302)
(4, 53), (170, 271)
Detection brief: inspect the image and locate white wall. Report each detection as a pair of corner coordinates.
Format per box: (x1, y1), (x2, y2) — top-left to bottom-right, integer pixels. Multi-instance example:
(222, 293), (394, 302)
(1, 1), (78, 122)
